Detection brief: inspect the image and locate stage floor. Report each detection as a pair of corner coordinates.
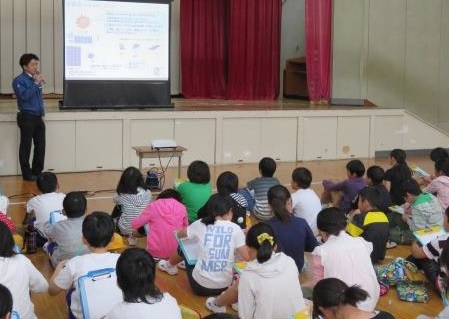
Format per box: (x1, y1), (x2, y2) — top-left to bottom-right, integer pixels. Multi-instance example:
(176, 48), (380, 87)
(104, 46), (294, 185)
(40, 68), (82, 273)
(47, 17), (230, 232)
(0, 95), (378, 113)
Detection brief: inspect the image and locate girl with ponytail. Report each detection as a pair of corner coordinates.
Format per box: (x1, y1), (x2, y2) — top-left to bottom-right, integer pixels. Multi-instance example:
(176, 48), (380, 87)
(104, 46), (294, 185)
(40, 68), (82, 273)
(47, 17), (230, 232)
(266, 185), (318, 271)
(206, 222), (307, 318)
(312, 278), (394, 319)
(384, 149), (412, 205)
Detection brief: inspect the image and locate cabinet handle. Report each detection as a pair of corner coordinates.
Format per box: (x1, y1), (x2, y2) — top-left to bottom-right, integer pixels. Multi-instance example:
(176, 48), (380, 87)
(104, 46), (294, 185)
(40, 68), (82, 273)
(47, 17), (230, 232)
(275, 158), (281, 161)
(48, 168), (54, 171)
(316, 156), (322, 159)
(238, 159), (244, 163)
(96, 166), (103, 169)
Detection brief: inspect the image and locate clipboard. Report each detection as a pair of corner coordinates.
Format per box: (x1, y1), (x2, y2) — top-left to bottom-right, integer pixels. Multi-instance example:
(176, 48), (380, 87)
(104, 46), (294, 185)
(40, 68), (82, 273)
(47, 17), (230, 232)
(78, 268), (122, 319)
(414, 226), (448, 245)
(175, 232), (200, 265)
(411, 164), (430, 178)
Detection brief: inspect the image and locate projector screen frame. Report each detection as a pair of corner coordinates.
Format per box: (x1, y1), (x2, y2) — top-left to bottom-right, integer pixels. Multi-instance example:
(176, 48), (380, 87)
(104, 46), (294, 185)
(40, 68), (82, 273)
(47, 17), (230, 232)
(61, 0), (172, 110)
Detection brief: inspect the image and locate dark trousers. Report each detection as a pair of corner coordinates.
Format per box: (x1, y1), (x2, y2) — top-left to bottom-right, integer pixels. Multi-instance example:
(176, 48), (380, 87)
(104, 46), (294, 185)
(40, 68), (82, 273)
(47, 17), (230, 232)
(17, 112), (45, 178)
(407, 255), (442, 291)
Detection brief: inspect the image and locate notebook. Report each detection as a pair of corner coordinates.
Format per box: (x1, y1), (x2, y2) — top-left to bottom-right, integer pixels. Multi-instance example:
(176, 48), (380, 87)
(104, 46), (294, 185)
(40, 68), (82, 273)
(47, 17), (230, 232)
(389, 205), (405, 215)
(414, 226), (448, 245)
(411, 164), (430, 178)
(175, 232), (200, 265)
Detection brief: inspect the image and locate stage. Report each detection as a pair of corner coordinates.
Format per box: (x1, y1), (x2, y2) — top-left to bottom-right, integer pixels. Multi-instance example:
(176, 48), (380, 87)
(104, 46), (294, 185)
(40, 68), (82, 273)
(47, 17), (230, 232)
(0, 96), (447, 177)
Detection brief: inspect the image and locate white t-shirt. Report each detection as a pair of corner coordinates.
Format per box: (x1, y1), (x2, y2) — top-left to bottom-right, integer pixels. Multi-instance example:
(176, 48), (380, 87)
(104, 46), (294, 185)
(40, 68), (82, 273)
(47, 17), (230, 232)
(26, 192), (66, 234)
(291, 188), (321, 235)
(312, 231), (380, 311)
(105, 293), (182, 319)
(187, 219), (246, 289)
(53, 252), (120, 319)
(238, 252), (306, 319)
(0, 254), (48, 319)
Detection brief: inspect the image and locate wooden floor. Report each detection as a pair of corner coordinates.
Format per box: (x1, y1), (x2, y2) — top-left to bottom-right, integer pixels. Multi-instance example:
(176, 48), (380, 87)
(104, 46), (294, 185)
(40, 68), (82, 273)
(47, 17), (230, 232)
(0, 156), (444, 319)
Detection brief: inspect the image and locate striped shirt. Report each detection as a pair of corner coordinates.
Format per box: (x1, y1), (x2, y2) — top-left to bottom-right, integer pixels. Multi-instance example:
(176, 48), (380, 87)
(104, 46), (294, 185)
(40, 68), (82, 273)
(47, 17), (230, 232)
(423, 233), (449, 261)
(247, 177), (279, 220)
(114, 187), (152, 235)
(408, 192), (443, 232)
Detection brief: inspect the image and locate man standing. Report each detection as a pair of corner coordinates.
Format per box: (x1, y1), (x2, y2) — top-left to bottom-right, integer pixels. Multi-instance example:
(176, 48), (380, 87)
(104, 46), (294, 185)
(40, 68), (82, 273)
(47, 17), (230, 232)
(12, 53), (46, 181)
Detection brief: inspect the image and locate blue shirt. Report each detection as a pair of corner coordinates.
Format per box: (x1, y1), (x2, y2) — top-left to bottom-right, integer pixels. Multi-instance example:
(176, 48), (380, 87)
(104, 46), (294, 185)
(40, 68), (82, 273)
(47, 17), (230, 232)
(12, 72), (45, 116)
(267, 216), (319, 271)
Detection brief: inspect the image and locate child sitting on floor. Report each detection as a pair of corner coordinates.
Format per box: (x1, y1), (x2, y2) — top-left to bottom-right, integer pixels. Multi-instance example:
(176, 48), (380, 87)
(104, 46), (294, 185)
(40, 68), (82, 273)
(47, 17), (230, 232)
(216, 171), (248, 229)
(49, 211), (121, 319)
(44, 191), (89, 268)
(132, 189), (188, 260)
(321, 159), (366, 214)
(158, 194), (249, 296)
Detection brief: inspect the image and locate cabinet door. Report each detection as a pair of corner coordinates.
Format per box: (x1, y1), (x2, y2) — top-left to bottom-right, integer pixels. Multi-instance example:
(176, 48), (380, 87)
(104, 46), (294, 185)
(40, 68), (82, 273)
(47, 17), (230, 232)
(174, 119), (215, 165)
(129, 119), (174, 169)
(303, 117), (337, 160)
(337, 116), (370, 158)
(0, 122), (18, 175)
(76, 120), (123, 170)
(46, 121), (76, 172)
(374, 115), (403, 151)
(259, 118), (297, 161)
(222, 118), (260, 163)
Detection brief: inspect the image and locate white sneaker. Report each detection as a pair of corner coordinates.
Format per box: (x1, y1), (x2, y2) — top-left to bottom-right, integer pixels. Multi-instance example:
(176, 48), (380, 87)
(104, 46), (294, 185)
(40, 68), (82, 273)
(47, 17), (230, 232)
(416, 316), (432, 319)
(178, 260), (186, 269)
(386, 241), (398, 249)
(158, 260), (178, 275)
(205, 297), (227, 313)
(231, 302), (238, 311)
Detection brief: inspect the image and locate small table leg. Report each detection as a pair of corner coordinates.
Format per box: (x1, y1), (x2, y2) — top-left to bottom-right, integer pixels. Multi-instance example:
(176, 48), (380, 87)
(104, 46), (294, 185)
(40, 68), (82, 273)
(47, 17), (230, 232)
(178, 155), (182, 178)
(139, 156), (143, 171)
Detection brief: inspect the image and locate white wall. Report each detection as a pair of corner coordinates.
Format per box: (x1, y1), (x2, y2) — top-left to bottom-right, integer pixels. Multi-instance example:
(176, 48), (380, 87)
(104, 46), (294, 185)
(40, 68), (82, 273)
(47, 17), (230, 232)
(333, 0), (449, 132)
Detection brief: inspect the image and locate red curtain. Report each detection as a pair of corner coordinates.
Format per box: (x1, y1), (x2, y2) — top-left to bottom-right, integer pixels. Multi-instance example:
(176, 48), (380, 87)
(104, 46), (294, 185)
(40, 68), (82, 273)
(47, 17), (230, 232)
(180, 0), (282, 100)
(180, 0), (228, 98)
(227, 0), (282, 100)
(305, 0), (332, 102)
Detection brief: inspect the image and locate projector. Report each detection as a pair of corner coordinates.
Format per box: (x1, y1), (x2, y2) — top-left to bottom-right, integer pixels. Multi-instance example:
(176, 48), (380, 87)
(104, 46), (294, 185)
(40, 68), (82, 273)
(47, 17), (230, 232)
(151, 139), (178, 149)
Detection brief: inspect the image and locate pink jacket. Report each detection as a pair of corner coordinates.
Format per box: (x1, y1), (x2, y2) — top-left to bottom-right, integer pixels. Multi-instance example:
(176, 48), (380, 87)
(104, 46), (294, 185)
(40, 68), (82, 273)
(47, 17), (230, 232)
(425, 175), (449, 211)
(132, 198), (188, 259)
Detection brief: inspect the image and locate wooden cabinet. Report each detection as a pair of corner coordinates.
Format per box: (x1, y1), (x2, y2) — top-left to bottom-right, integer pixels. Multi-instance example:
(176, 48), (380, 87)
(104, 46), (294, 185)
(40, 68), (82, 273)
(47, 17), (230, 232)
(337, 116), (370, 158)
(75, 120), (123, 170)
(0, 122), (18, 175)
(46, 121), (76, 172)
(283, 57), (308, 99)
(302, 117), (337, 160)
(221, 118), (260, 163)
(260, 118), (297, 161)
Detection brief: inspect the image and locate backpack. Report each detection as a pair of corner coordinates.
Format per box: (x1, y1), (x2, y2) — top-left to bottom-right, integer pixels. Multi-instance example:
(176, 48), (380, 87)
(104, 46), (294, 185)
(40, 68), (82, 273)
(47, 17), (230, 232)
(375, 257), (418, 286)
(389, 226), (415, 245)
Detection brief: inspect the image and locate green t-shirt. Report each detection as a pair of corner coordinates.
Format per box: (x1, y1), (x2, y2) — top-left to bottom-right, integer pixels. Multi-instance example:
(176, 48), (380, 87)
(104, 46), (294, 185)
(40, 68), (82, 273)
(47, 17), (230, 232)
(177, 181), (212, 222)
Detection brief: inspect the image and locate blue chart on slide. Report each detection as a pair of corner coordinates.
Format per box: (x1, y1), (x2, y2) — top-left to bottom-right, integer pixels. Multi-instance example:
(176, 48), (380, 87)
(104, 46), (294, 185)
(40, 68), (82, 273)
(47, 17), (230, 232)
(64, 0), (169, 81)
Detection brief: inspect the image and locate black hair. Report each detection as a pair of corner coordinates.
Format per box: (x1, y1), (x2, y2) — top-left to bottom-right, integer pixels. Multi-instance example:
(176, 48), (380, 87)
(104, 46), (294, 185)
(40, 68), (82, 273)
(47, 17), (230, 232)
(116, 166), (146, 194)
(401, 178), (422, 197)
(430, 147), (449, 163)
(19, 53), (39, 68)
(292, 167), (312, 189)
(201, 194), (232, 226)
(268, 185), (292, 224)
(216, 171), (239, 195)
(0, 284), (13, 319)
(445, 206), (449, 220)
(187, 160), (211, 184)
(246, 222), (276, 264)
(36, 172), (58, 193)
(82, 211), (114, 248)
(312, 278), (368, 319)
(0, 222), (16, 257)
(316, 207), (347, 236)
(259, 157), (277, 178)
(203, 314), (240, 319)
(63, 191), (87, 218)
(435, 158), (449, 177)
(156, 188), (182, 203)
(116, 248), (163, 304)
(366, 165), (385, 185)
(358, 186), (381, 210)
(440, 242), (449, 269)
(346, 159), (365, 177)
(390, 149), (407, 164)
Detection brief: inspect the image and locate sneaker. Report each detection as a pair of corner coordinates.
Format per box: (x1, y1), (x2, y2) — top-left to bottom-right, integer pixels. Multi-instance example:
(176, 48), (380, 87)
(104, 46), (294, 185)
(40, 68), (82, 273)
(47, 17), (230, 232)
(126, 235), (137, 246)
(178, 260), (186, 269)
(231, 302), (238, 311)
(386, 241), (398, 249)
(158, 260), (178, 275)
(205, 297), (226, 313)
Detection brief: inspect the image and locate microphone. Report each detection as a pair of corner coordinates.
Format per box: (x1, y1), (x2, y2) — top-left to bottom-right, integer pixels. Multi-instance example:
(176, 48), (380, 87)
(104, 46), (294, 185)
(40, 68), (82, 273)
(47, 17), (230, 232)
(35, 71), (46, 85)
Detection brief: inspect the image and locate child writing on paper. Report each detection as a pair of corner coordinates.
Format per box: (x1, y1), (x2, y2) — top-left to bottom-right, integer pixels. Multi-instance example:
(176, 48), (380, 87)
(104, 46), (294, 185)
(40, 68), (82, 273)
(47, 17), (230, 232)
(384, 149), (412, 206)
(158, 194), (249, 296)
(419, 147), (449, 186)
(205, 222), (307, 319)
(423, 159), (449, 211)
(409, 206), (449, 294)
